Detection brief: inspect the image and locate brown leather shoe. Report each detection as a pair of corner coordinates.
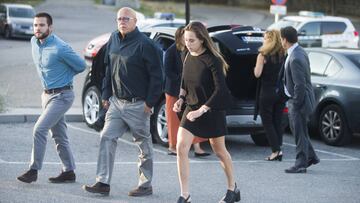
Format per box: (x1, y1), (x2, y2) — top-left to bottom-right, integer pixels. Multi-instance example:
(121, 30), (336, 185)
(128, 186), (153, 196)
(17, 169), (38, 183)
(48, 170), (76, 183)
(83, 182), (110, 196)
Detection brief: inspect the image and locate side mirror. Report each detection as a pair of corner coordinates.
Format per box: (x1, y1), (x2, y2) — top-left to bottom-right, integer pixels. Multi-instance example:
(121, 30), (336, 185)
(298, 30), (307, 36)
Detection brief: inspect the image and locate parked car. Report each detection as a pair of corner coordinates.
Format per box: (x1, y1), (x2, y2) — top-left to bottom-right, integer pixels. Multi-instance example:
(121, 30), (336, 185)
(305, 48), (360, 146)
(0, 3), (35, 39)
(268, 11), (359, 49)
(82, 25), (288, 146)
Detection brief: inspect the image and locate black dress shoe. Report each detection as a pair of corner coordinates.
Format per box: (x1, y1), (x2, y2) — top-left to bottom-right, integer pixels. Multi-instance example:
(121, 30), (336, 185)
(219, 183), (241, 203)
(17, 169), (38, 183)
(194, 152), (211, 157)
(49, 170), (76, 183)
(128, 186), (153, 196)
(307, 158), (320, 168)
(83, 182), (110, 195)
(177, 195), (191, 203)
(285, 166), (307, 173)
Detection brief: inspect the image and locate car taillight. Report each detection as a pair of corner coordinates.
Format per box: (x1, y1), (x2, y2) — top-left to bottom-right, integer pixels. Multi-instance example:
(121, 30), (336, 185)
(283, 107), (288, 113)
(354, 31), (359, 37)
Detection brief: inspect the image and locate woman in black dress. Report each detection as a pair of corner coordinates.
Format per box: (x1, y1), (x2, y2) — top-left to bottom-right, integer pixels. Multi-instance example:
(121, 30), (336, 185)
(254, 30), (286, 161)
(173, 22), (240, 203)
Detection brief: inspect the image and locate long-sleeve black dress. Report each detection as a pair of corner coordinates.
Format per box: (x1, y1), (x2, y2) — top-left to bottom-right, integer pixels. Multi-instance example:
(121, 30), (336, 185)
(180, 50), (231, 138)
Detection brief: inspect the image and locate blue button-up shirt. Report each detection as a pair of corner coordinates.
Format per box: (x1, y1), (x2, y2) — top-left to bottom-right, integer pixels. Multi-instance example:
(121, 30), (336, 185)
(31, 34), (86, 89)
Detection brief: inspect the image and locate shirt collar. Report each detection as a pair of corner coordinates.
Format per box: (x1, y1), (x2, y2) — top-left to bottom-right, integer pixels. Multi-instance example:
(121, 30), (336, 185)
(36, 33), (54, 46)
(287, 42), (298, 57)
(118, 27), (140, 41)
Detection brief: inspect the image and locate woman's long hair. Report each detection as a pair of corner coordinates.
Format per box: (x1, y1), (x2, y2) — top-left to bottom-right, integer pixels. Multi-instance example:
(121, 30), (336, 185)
(259, 29), (285, 63)
(184, 21), (229, 74)
(175, 26), (185, 51)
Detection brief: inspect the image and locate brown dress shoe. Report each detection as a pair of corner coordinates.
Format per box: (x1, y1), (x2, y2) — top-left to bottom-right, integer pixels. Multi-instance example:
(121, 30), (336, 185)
(17, 169), (38, 183)
(128, 186), (153, 196)
(83, 182), (110, 196)
(48, 170), (76, 183)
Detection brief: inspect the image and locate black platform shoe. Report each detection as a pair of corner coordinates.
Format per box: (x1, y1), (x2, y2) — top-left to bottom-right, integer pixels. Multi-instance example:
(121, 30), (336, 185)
(219, 183), (241, 203)
(177, 195), (191, 203)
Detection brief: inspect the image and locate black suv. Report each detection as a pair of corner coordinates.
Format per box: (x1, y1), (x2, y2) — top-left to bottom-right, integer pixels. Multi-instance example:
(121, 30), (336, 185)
(82, 25), (285, 146)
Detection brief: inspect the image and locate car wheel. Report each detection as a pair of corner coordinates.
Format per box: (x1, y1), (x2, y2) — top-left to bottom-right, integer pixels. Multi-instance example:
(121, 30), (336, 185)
(83, 86), (101, 129)
(250, 132), (269, 146)
(4, 26), (11, 39)
(150, 99), (168, 146)
(319, 104), (351, 146)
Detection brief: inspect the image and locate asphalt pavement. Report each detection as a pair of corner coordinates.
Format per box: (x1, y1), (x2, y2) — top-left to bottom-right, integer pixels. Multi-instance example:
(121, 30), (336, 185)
(1, 122), (360, 203)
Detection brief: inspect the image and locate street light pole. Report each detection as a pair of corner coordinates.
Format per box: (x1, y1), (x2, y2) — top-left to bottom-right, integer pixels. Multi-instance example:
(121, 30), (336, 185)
(185, 0), (190, 25)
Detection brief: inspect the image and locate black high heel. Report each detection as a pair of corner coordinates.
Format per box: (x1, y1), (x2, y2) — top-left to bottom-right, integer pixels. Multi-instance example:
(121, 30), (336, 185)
(177, 195), (191, 203)
(265, 151), (282, 161)
(219, 183), (241, 203)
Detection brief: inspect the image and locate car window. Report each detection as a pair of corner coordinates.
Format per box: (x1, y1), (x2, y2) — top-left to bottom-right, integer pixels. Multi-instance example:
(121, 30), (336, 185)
(9, 7), (34, 18)
(0, 5), (5, 15)
(308, 52), (332, 76)
(299, 22), (321, 36)
(154, 35), (174, 51)
(322, 22), (346, 35)
(345, 53), (360, 70)
(324, 59), (342, 76)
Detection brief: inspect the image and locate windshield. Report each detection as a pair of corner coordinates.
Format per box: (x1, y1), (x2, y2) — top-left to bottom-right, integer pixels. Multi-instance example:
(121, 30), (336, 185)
(345, 54), (360, 69)
(268, 19), (300, 30)
(9, 7), (35, 18)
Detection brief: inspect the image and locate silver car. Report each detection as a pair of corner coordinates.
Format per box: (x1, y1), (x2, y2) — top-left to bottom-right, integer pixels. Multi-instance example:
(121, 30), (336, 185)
(0, 3), (35, 39)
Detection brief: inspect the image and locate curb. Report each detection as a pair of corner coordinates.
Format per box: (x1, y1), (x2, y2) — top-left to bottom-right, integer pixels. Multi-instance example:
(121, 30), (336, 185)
(0, 108), (84, 124)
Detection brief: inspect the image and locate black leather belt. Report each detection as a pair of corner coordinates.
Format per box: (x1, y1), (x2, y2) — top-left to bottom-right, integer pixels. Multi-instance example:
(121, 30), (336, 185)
(44, 85), (72, 94)
(119, 97), (143, 103)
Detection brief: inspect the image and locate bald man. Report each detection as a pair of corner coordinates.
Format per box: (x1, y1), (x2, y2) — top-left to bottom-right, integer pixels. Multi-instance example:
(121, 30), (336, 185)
(83, 7), (163, 196)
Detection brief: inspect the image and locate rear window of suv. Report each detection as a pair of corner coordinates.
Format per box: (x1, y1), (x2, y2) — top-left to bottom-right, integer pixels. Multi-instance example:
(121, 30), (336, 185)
(322, 22), (346, 35)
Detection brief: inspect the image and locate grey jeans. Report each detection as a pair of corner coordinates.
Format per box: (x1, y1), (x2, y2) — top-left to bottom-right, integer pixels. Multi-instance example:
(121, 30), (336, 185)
(96, 96), (153, 187)
(30, 90), (76, 171)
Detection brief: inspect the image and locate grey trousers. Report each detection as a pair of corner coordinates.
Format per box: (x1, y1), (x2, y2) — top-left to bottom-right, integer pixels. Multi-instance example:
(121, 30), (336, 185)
(30, 90), (76, 172)
(288, 101), (318, 168)
(96, 96), (153, 187)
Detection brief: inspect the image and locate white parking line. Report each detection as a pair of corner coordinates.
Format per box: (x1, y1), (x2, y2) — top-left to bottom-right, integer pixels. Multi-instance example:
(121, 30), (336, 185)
(68, 124), (167, 155)
(283, 142), (359, 160)
(70, 124), (360, 161)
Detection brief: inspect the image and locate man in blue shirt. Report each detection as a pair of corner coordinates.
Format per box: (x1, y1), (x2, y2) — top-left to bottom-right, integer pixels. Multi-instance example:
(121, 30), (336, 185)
(17, 12), (86, 183)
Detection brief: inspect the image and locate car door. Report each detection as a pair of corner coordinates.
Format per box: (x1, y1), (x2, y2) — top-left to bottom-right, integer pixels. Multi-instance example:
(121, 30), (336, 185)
(298, 22), (322, 47)
(321, 21), (347, 48)
(307, 51), (332, 103)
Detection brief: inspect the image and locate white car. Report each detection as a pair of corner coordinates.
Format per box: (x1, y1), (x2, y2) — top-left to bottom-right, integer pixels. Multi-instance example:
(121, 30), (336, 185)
(268, 11), (359, 48)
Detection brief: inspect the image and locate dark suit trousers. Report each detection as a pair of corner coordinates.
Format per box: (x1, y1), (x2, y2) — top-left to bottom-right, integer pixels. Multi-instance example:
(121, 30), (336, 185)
(259, 87), (286, 152)
(288, 100), (318, 168)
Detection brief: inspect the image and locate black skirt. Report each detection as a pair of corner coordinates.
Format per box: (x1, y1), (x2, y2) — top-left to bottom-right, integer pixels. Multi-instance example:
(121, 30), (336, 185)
(179, 105), (227, 138)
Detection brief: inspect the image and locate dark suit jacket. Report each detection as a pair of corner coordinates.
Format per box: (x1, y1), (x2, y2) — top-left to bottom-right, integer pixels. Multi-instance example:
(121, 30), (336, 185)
(164, 43), (182, 97)
(285, 45), (315, 115)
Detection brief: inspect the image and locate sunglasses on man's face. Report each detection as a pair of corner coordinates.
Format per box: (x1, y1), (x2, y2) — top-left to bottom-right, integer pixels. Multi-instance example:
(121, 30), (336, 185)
(116, 17), (134, 23)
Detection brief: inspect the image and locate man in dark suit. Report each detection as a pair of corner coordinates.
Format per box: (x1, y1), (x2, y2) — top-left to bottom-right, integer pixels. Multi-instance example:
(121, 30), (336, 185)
(280, 26), (320, 173)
